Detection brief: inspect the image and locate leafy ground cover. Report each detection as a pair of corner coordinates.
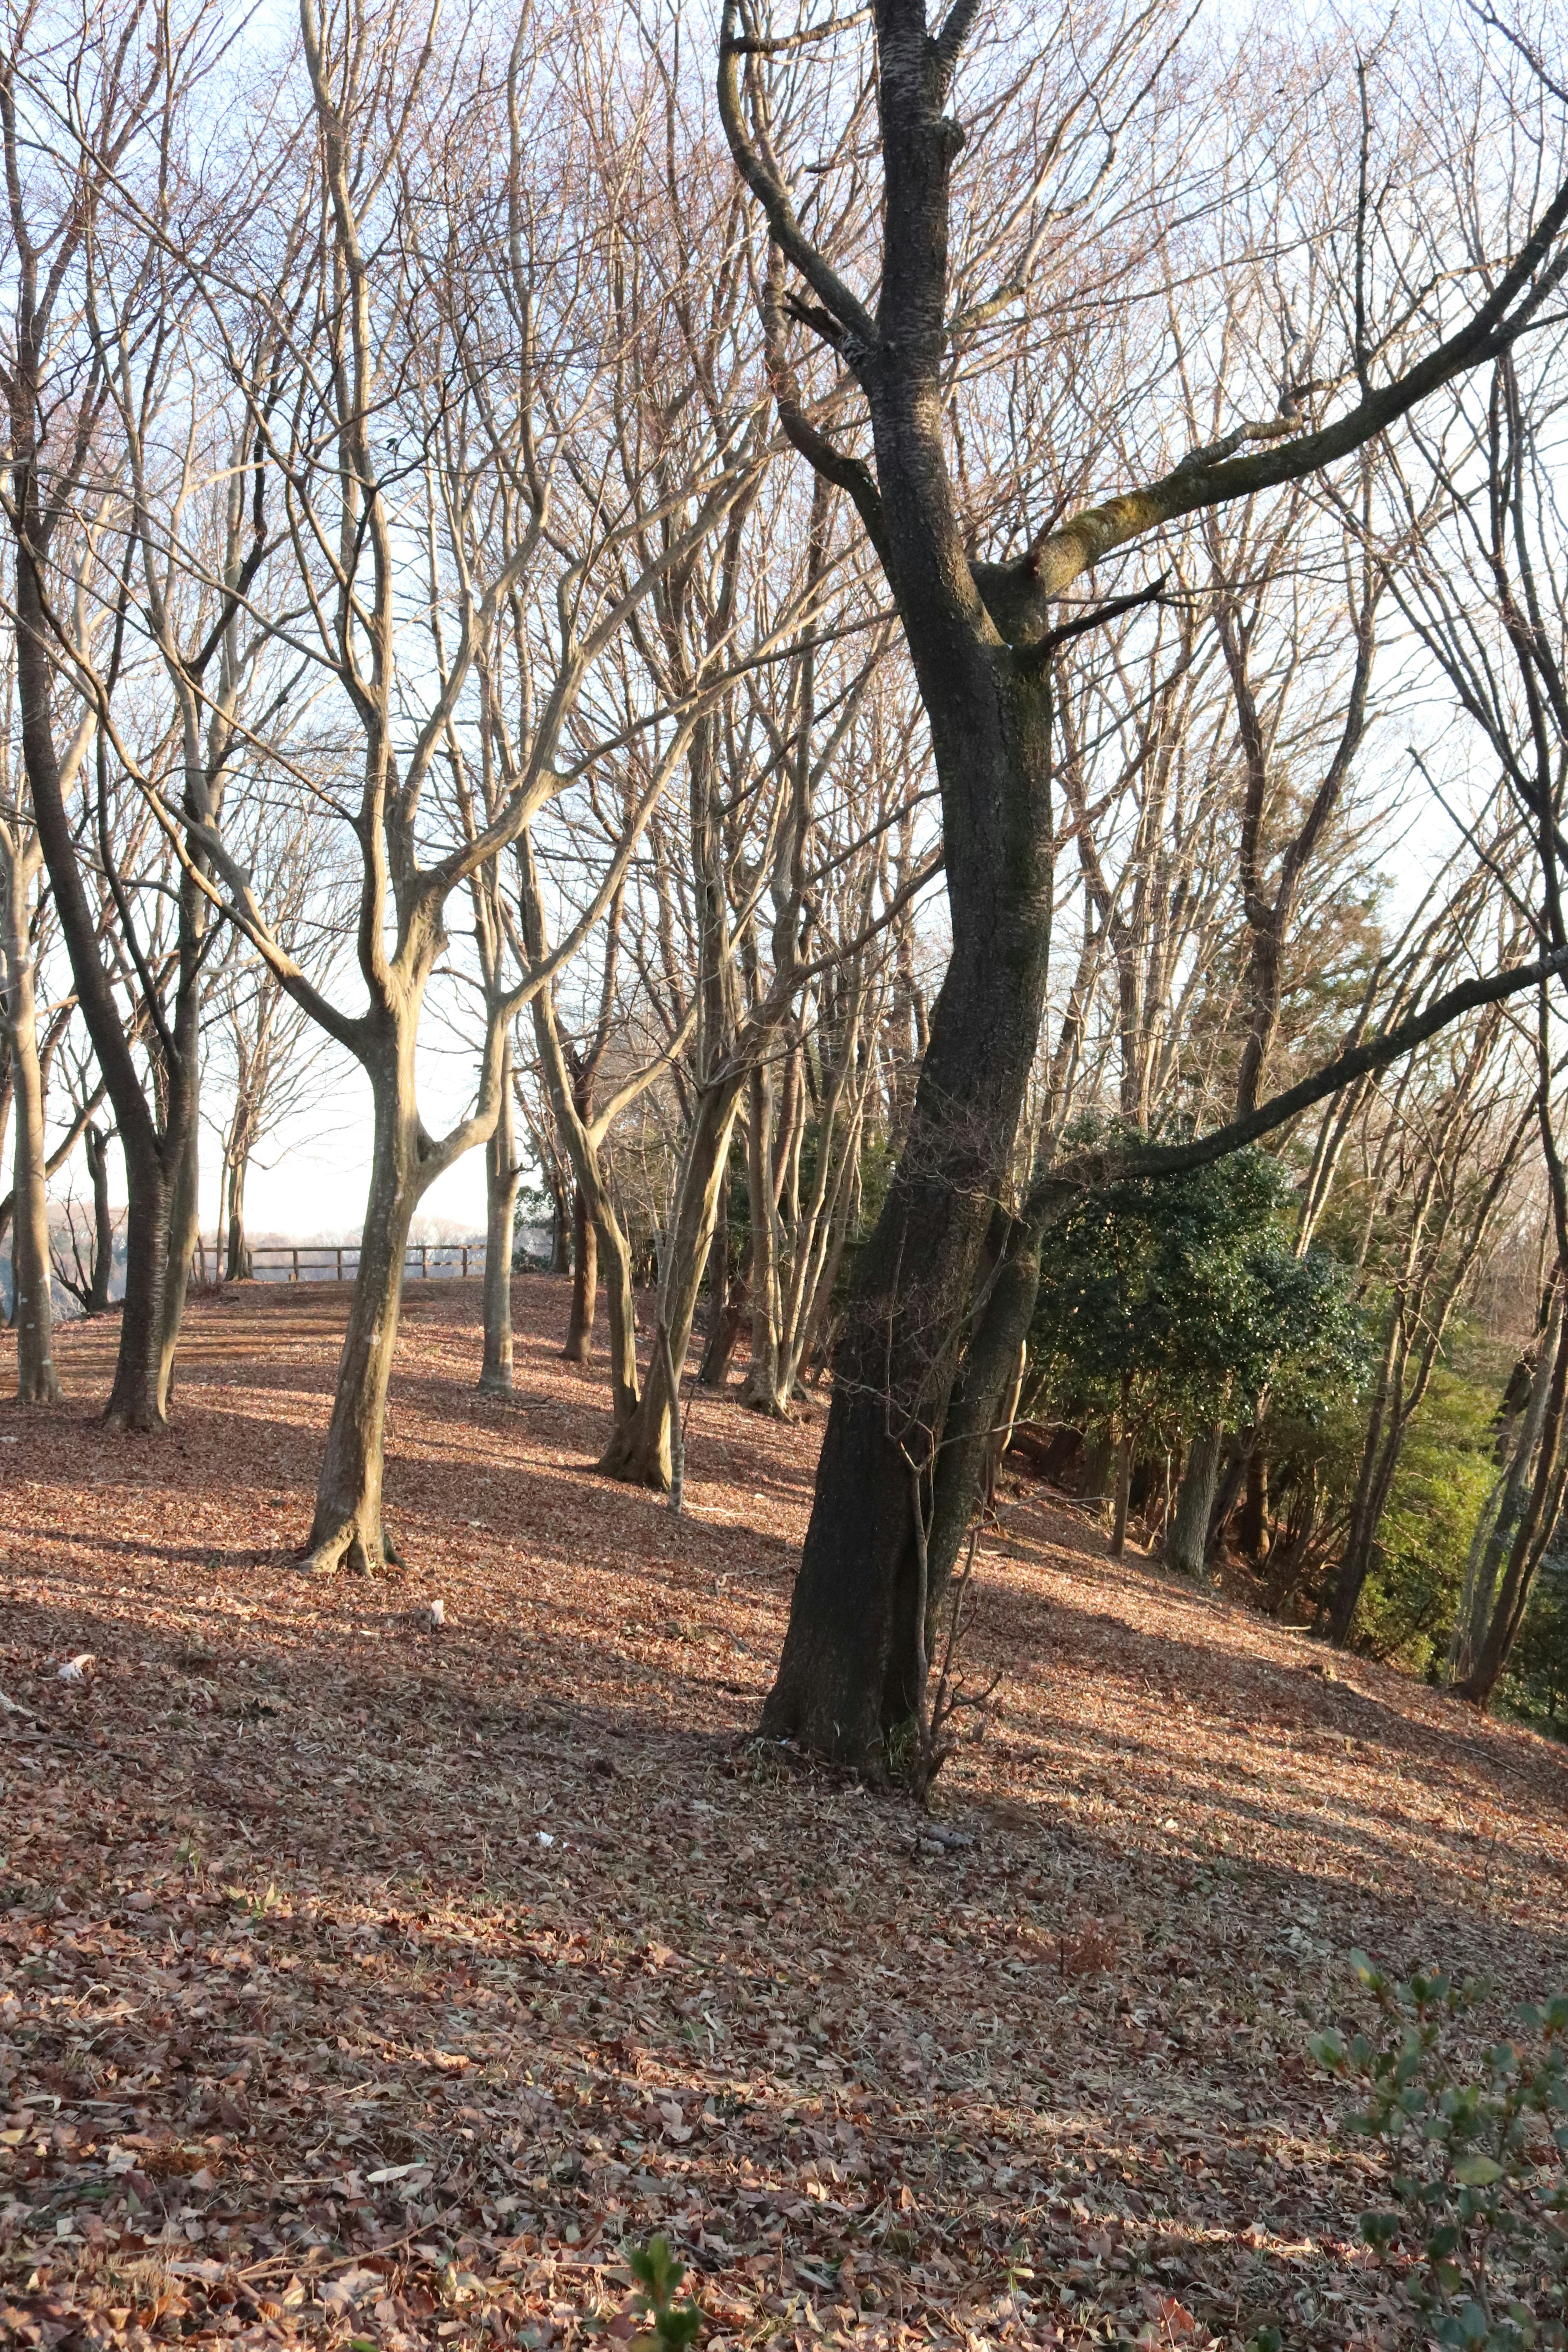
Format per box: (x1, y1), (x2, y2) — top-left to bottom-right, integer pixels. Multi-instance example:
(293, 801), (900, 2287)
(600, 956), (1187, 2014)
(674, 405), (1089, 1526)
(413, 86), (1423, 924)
(3, 1278), (1568, 2352)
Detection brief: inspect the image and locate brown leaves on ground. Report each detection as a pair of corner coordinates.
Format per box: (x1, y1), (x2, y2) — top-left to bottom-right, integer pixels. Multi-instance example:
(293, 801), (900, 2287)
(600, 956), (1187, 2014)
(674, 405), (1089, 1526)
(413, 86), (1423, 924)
(2, 1277), (1568, 2352)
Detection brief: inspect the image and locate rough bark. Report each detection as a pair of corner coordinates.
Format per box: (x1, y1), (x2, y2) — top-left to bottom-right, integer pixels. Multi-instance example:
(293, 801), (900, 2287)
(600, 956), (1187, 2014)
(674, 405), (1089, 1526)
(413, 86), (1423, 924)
(1167, 1421), (1223, 1577)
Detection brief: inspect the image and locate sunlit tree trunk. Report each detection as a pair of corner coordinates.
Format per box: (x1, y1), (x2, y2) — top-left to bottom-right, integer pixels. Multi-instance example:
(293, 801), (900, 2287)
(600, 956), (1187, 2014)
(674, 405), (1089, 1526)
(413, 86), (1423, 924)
(307, 1011), (423, 1573)
(2, 850), (58, 1402)
(479, 1033), (519, 1394)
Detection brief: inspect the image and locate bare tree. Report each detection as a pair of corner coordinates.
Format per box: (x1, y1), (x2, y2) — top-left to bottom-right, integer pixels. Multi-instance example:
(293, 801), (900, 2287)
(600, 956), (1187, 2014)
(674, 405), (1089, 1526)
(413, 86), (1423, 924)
(719, 0), (1568, 1765)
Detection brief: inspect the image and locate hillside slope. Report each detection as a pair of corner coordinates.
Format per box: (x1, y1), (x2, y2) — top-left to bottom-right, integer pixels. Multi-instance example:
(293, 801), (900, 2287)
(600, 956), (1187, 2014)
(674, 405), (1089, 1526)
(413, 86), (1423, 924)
(3, 1280), (1567, 2350)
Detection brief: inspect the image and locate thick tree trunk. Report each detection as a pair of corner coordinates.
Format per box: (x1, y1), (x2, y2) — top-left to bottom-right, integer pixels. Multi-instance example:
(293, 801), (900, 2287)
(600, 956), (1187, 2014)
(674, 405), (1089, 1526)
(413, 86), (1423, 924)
(306, 1033), (420, 1572)
(1167, 1421), (1223, 1577)
(599, 1078), (743, 1487)
(480, 1043), (519, 1394)
(105, 1138), (172, 1431)
(85, 1123), (114, 1314)
(563, 1187), (597, 1364)
(3, 882), (58, 1402)
(759, 666), (1055, 1761)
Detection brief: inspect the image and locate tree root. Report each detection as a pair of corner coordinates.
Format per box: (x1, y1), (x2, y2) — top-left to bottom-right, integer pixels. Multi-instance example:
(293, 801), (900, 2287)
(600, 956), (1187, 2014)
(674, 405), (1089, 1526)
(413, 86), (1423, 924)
(301, 1515), (406, 1575)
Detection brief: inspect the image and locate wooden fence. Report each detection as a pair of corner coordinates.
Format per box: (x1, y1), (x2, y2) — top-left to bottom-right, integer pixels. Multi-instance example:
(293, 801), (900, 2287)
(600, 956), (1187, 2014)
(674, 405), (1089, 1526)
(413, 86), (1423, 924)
(243, 1241), (487, 1284)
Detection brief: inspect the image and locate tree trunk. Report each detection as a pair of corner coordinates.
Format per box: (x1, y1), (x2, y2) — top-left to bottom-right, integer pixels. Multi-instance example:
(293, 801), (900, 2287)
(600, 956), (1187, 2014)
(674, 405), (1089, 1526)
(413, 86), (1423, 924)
(306, 1028), (420, 1572)
(156, 1111), (200, 1414)
(699, 1228), (749, 1387)
(758, 659), (1056, 1761)
(1323, 1309), (1400, 1642)
(599, 1078), (743, 1487)
(1451, 1299), (1560, 1684)
(479, 1039), (519, 1394)
(1457, 1302), (1568, 1704)
(563, 1186), (597, 1363)
(85, 1123), (114, 1314)
(740, 1062), (786, 1413)
(1239, 1448), (1269, 1560)
(105, 1137), (172, 1432)
(1109, 1424), (1134, 1559)
(3, 875), (59, 1402)
(224, 1149), (252, 1281)
(1167, 1421), (1223, 1577)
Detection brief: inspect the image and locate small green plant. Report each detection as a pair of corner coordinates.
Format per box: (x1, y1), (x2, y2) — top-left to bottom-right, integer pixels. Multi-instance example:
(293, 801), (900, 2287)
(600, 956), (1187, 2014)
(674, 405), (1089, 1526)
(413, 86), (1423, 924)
(1312, 1951), (1568, 2349)
(625, 2235), (701, 2349)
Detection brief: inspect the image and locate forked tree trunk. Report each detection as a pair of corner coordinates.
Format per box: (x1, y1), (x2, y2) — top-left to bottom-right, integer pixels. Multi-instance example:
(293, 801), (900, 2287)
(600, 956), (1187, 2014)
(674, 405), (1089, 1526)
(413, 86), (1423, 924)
(563, 1187), (597, 1363)
(1167, 1421), (1224, 1578)
(599, 1078), (743, 1487)
(479, 1040), (519, 1394)
(306, 1028), (421, 1573)
(3, 884), (58, 1403)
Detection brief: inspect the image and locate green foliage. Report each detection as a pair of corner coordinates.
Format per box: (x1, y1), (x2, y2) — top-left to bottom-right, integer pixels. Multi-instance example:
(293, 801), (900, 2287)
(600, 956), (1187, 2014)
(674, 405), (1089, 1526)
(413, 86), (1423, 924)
(1030, 1134), (1366, 1440)
(1312, 1951), (1568, 2348)
(624, 2236), (702, 2350)
(1351, 1367), (1500, 1667)
(1501, 1553), (1568, 1734)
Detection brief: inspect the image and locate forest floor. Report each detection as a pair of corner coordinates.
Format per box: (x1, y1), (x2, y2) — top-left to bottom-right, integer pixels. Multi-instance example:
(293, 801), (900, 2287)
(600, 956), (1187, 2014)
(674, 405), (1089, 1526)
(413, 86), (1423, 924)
(3, 1278), (1568, 2352)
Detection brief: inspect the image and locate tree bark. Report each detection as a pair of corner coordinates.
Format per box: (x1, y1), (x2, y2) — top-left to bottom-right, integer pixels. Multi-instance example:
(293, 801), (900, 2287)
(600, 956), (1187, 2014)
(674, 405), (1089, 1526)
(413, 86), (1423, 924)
(699, 1229), (749, 1386)
(1109, 1423), (1134, 1559)
(757, 657), (1055, 1755)
(306, 1022), (420, 1573)
(479, 1035), (519, 1394)
(1167, 1421), (1223, 1577)
(1457, 1301), (1568, 1704)
(106, 1137), (172, 1431)
(2, 864), (58, 1401)
(224, 1149), (252, 1281)
(563, 1186), (597, 1364)
(85, 1123), (114, 1314)
(156, 1112), (200, 1414)
(599, 1078), (743, 1487)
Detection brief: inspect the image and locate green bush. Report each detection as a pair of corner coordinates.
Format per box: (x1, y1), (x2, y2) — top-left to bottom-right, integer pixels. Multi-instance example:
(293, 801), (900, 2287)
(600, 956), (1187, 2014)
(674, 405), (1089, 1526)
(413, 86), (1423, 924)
(1351, 1367), (1499, 1668)
(1312, 1951), (1568, 2348)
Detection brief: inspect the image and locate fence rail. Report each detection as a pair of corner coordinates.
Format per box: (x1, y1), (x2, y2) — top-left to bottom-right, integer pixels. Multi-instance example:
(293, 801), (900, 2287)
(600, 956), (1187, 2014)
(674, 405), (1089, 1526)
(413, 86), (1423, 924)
(242, 1241), (488, 1284)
